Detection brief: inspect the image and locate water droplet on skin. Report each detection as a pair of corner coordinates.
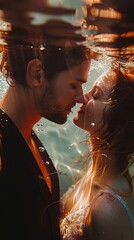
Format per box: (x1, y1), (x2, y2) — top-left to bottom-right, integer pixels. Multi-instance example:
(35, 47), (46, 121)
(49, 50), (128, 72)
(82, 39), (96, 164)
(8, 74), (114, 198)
(39, 147), (45, 152)
(46, 161), (50, 165)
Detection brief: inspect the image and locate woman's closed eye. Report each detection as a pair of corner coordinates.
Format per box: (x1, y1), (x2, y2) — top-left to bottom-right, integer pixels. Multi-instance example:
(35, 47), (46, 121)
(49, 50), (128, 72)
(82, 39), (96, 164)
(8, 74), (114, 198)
(92, 88), (100, 100)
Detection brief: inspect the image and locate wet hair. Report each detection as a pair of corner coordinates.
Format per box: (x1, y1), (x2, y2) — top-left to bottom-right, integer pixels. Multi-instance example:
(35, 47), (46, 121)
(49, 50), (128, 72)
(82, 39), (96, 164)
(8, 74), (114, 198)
(61, 69), (134, 219)
(105, 70), (134, 171)
(85, 69), (134, 172)
(0, 44), (91, 87)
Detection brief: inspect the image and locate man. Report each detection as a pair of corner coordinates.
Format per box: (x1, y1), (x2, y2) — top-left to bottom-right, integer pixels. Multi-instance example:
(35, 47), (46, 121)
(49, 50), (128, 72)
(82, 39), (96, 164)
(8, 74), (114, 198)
(0, 44), (90, 239)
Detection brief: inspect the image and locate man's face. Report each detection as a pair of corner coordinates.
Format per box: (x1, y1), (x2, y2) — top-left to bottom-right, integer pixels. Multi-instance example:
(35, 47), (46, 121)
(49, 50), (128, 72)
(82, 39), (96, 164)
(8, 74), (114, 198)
(38, 60), (90, 124)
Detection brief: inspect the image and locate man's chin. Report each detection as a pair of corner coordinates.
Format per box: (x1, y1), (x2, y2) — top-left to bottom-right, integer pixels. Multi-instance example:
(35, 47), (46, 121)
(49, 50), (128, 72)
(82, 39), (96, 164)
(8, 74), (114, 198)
(44, 114), (67, 125)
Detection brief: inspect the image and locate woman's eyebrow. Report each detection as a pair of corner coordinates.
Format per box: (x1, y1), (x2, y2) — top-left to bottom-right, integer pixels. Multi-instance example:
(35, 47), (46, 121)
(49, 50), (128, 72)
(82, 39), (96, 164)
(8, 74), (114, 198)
(94, 85), (104, 95)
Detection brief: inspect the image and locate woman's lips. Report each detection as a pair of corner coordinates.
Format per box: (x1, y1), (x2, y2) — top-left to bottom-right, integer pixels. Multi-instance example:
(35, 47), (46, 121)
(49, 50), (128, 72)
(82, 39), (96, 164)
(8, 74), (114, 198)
(77, 106), (85, 114)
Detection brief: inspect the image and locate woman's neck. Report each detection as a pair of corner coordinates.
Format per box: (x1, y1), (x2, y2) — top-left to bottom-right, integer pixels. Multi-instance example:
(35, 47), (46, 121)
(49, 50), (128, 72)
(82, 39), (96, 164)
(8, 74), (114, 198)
(92, 151), (131, 194)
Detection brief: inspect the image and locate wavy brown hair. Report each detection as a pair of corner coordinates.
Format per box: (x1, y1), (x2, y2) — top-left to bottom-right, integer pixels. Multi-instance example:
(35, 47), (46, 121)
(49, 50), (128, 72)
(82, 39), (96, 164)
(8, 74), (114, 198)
(61, 69), (134, 217)
(0, 45), (91, 87)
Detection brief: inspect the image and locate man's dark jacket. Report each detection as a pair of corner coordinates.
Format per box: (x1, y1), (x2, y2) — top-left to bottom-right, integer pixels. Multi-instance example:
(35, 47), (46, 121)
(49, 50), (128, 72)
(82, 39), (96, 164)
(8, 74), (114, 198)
(0, 109), (61, 240)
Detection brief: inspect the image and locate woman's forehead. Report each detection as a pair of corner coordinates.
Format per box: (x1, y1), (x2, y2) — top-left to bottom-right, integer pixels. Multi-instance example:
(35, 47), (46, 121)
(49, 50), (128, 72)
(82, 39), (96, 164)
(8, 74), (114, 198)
(93, 70), (116, 91)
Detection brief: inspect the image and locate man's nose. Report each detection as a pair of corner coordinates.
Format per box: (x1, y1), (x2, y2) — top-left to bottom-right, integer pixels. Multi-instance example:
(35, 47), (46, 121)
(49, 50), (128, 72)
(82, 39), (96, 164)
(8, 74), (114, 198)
(74, 88), (85, 104)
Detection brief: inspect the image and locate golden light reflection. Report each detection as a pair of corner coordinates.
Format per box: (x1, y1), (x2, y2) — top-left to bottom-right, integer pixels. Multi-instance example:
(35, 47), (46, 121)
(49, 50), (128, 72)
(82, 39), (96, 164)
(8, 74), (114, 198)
(90, 7), (122, 20)
(0, 11), (11, 48)
(0, 11), (11, 31)
(83, 0), (101, 4)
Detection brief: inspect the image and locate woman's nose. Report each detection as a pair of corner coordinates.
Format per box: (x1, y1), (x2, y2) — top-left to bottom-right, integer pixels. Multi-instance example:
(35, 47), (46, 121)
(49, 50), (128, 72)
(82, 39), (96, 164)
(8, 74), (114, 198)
(84, 95), (89, 104)
(84, 91), (90, 103)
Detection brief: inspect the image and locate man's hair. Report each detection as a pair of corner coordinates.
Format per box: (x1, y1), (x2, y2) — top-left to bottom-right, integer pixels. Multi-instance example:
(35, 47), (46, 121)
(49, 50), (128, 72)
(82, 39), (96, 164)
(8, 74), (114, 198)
(1, 44), (91, 87)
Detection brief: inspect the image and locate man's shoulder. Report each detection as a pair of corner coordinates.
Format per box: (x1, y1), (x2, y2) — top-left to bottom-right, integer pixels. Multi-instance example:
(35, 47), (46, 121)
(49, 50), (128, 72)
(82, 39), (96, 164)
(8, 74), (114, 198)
(0, 129), (2, 172)
(0, 128), (2, 148)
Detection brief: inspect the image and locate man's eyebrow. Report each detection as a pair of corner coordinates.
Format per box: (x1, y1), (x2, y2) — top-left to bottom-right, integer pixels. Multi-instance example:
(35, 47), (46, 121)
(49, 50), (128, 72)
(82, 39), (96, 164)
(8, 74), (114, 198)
(76, 78), (87, 84)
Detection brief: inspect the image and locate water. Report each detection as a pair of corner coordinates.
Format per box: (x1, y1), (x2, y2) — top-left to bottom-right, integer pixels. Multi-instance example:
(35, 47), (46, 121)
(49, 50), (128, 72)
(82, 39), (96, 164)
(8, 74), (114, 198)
(0, 0), (134, 195)
(0, 59), (108, 195)
(34, 64), (104, 196)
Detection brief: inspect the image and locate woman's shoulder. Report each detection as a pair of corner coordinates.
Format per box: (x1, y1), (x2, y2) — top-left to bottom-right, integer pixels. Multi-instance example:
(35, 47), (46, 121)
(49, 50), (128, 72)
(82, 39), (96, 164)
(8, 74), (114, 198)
(88, 190), (133, 240)
(91, 190), (121, 220)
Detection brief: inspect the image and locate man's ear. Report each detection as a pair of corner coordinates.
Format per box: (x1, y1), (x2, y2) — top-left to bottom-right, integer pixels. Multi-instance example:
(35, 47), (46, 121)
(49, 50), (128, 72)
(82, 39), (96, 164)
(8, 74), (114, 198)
(26, 59), (45, 88)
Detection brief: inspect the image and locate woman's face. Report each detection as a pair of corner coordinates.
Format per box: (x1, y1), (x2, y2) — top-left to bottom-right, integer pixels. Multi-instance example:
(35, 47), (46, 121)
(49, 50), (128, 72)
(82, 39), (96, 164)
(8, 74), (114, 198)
(74, 70), (116, 133)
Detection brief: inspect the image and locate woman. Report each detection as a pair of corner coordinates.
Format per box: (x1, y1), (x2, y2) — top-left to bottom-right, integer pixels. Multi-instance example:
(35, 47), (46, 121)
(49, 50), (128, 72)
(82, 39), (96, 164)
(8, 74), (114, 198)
(60, 68), (134, 240)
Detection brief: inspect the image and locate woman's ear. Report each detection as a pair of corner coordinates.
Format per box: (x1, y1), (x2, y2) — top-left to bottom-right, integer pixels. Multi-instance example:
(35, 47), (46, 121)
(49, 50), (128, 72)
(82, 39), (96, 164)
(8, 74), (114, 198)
(26, 59), (44, 88)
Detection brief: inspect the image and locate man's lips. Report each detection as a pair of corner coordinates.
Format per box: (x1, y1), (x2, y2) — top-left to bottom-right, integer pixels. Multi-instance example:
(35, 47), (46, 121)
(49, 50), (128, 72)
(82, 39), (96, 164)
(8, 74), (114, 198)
(65, 104), (76, 113)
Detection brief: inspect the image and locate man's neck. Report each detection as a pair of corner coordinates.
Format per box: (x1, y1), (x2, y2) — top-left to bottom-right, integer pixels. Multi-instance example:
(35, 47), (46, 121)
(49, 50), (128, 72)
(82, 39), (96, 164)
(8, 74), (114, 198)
(0, 86), (41, 141)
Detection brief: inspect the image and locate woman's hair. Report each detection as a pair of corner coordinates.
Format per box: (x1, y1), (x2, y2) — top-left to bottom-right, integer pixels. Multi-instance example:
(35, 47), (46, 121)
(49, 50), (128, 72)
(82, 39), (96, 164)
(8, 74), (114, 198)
(105, 70), (134, 171)
(0, 44), (91, 87)
(90, 70), (134, 173)
(62, 68), (134, 217)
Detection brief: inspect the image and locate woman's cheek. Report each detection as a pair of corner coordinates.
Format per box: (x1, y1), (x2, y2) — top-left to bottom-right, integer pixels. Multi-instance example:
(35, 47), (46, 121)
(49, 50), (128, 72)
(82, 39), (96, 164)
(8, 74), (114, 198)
(86, 99), (94, 111)
(85, 103), (95, 127)
(86, 100), (96, 118)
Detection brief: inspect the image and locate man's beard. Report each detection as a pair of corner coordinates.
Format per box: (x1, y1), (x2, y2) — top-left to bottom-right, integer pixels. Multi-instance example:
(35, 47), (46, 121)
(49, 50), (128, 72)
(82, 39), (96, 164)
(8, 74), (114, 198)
(44, 109), (67, 124)
(39, 86), (67, 124)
